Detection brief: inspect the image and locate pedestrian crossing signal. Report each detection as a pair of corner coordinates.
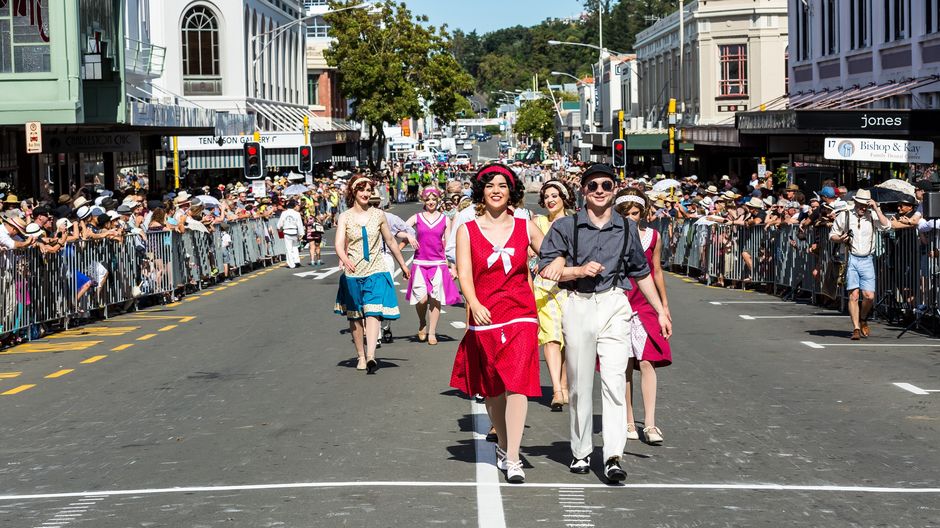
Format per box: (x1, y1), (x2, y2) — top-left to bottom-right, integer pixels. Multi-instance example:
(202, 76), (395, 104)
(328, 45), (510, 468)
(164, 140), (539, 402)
(298, 144), (313, 173)
(612, 139), (626, 168)
(244, 142), (263, 179)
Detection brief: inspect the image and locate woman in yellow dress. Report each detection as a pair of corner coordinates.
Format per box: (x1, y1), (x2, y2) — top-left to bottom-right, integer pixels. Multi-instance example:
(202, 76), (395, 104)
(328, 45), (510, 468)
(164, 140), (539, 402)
(532, 179), (574, 411)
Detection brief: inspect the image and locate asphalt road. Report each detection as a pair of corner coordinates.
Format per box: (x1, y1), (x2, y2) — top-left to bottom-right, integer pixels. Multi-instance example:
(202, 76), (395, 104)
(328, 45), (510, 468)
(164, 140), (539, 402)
(1, 200), (939, 527)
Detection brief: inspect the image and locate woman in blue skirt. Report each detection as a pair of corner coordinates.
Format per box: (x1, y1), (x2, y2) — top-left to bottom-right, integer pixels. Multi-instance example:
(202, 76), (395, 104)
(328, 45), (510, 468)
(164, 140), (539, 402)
(334, 175), (411, 374)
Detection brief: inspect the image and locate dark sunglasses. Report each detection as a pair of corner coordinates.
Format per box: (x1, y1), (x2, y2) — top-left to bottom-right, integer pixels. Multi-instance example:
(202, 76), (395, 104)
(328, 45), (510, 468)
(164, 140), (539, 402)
(586, 180), (614, 193)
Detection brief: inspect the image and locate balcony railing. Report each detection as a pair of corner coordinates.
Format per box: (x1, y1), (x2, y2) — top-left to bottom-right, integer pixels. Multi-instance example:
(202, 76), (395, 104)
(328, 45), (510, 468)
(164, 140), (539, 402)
(183, 76), (223, 96)
(125, 38), (166, 77)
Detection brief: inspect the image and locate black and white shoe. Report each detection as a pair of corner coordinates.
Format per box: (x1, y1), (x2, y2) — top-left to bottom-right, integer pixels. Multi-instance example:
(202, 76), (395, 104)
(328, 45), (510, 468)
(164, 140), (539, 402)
(505, 460), (525, 483)
(569, 456), (591, 474)
(604, 457), (626, 482)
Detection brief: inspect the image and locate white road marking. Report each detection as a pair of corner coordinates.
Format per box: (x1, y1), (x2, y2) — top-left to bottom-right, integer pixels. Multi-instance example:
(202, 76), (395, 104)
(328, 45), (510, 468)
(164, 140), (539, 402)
(451, 321), (467, 329)
(3, 482), (940, 502)
(293, 266), (343, 279)
(392, 257), (416, 279)
(710, 301), (789, 305)
(471, 400), (506, 528)
(740, 314), (843, 320)
(803, 341), (940, 349)
(893, 382), (940, 395)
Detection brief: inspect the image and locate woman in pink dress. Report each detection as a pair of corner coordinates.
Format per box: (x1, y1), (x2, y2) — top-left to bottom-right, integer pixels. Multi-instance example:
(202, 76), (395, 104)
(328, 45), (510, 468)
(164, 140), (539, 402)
(450, 163), (544, 484)
(405, 187), (461, 345)
(613, 188), (672, 445)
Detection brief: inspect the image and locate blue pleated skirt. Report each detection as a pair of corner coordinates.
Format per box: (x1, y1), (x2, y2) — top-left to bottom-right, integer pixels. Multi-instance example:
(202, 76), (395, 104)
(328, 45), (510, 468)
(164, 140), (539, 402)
(334, 272), (401, 320)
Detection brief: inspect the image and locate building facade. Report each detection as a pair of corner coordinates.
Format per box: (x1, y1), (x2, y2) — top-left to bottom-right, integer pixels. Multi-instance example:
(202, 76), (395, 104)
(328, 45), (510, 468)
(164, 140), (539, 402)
(633, 0), (788, 179)
(0, 0), (231, 196)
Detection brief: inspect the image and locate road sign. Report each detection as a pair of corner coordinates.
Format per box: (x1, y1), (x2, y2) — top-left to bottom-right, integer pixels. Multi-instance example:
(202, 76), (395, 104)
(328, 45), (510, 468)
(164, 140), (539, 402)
(25, 121), (42, 154)
(824, 137), (934, 164)
(757, 163), (767, 175)
(251, 181), (266, 198)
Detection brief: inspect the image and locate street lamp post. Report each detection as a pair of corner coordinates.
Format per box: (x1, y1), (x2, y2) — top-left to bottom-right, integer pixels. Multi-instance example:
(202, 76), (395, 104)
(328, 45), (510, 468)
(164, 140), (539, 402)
(249, 1), (375, 112)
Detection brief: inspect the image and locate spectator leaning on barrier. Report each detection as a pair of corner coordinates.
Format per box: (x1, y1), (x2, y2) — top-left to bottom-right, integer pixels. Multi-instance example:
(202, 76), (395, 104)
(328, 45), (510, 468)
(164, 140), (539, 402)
(829, 189), (890, 340)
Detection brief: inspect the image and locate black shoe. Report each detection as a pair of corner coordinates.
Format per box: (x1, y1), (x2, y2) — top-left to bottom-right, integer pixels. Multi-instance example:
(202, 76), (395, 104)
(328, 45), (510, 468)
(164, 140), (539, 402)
(604, 457), (626, 482)
(366, 359), (378, 374)
(382, 328), (393, 344)
(569, 456), (590, 474)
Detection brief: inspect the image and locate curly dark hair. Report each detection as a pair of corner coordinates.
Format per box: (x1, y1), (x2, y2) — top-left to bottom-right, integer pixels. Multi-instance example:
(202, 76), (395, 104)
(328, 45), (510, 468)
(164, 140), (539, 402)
(471, 164), (524, 215)
(344, 176), (374, 208)
(538, 179), (575, 210)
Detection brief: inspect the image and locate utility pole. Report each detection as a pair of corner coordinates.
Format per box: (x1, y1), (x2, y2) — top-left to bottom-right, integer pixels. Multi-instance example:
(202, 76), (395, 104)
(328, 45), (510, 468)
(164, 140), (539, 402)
(172, 136), (180, 190)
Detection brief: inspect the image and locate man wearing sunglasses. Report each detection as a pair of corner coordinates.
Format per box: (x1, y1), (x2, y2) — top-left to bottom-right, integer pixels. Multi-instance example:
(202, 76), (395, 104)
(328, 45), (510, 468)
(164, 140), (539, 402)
(539, 163), (672, 483)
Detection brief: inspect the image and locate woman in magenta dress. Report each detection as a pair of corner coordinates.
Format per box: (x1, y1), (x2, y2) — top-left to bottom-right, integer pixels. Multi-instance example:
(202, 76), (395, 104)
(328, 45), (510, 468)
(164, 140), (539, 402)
(614, 188), (672, 445)
(405, 187), (461, 345)
(450, 163), (544, 484)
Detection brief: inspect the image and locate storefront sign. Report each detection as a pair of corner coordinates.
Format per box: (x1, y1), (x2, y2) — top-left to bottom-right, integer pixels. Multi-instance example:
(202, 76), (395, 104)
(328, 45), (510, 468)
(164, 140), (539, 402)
(824, 137), (934, 164)
(177, 133), (307, 151)
(25, 122), (42, 154)
(46, 132), (140, 153)
(803, 112), (909, 132)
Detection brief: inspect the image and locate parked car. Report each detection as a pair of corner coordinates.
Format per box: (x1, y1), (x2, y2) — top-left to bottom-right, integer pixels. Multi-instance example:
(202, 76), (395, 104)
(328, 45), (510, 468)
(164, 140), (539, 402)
(454, 153), (471, 166)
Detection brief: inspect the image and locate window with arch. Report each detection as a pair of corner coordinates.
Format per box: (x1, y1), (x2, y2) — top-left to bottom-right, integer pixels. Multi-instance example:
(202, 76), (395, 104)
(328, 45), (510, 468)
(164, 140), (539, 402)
(182, 5), (221, 95)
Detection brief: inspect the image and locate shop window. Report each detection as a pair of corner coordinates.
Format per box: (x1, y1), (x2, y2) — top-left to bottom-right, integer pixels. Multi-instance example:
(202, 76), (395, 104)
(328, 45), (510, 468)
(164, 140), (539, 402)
(719, 44), (748, 97)
(821, 0), (839, 56)
(0, 0), (52, 73)
(182, 6), (221, 95)
(308, 73), (319, 105)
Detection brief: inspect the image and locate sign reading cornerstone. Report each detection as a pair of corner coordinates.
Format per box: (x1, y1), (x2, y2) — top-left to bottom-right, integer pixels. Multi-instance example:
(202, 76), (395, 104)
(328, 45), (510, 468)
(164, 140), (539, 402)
(46, 132), (141, 153)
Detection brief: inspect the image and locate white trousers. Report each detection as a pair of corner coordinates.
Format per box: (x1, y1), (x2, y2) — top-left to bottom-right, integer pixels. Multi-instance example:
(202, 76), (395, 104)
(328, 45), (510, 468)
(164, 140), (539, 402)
(562, 288), (632, 462)
(284, 236), (300, 268)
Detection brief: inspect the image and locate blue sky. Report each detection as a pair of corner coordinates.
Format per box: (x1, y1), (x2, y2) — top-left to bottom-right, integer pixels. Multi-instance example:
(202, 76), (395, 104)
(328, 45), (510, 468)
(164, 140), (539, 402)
(403, 0), (584, 34)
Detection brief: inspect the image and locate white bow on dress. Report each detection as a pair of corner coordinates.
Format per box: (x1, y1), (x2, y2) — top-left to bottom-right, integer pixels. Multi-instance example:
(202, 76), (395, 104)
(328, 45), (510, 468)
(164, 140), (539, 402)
(486, 246), (516, 274)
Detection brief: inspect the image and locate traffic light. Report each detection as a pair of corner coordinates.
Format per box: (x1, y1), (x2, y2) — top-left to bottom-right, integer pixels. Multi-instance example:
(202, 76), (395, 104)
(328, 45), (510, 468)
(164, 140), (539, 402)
(661, 140), (676, 173)
(162, 137), (174, 175)
(298, 144), (313, 173)
(244, 142), (263, 179)
(178, 151), (189, 180)
(612, 139), (626, 168)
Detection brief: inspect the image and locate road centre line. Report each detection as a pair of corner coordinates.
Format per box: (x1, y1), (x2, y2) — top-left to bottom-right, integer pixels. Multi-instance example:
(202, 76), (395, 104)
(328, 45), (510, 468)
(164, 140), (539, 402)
(159, 325), (178, 332)
(111, 344), (134, 351)
(472, 399), (506, 528)
(80, 355), (107, 364)
(136, 334), (158, 341)
(739, 314), (843, 320)
(45, 369), (74, 379)
(2, 481), (939, 502)
(1, 384), (35, 395)
(802, 341), (940, 349)
(710, 301), (789, 305)
(0, 372), (21, 379)
(0, 341), (102, 355)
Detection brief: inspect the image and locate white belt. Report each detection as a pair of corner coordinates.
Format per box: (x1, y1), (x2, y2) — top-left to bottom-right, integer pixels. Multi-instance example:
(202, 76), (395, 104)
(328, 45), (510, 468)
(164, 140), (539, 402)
(413, 259), (448, 266)
(467, 317), (538, 331)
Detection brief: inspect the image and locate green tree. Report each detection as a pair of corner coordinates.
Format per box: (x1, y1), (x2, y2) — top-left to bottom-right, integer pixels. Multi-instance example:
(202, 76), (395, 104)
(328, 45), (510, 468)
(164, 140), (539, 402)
(324, 1), (473, 167)
(514, 98), (556, 143)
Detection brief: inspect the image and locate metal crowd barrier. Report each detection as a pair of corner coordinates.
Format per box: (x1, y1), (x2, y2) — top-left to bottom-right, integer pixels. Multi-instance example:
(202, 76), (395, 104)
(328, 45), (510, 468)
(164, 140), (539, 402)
(658, 219), (940, 327)
(0, 218), (285, 339)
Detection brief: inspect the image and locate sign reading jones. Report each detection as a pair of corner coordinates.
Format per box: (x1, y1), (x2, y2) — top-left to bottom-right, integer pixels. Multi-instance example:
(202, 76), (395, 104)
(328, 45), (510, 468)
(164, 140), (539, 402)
(824, 137), (935, 164)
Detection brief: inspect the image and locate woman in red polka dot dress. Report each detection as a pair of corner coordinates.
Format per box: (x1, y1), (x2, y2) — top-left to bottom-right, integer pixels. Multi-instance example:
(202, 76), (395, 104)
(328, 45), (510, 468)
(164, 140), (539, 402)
(450, 163), (545, 484)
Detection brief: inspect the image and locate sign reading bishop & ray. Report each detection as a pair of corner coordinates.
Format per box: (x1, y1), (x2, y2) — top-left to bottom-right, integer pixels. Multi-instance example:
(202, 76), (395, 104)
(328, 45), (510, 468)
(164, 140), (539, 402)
(824, 137), (935, 164)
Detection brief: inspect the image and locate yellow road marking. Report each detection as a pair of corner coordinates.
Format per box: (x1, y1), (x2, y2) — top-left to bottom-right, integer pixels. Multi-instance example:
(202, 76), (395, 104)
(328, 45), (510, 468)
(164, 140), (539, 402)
(159, 325), (177, 332)
(0, 372), (22, 379)
(137, 333), (157, 341)
(2, 384), (36, 395)
(111, 344), (134, 351)
(80, 355), (107, 364)
(165, 302), (181, 308)
(200, 291), (215, 296)
(123, 314), (195, 322)
(45, 369), (74, 379)
(49, 326), (140, 338)
(0, 341), (102, 355)
(183, 298), (197, 302)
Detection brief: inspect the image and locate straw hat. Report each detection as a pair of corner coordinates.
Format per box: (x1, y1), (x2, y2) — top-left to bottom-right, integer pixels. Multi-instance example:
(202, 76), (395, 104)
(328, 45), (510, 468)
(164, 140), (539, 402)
(24, 222), (42, 237)
(853, 188), (873, 204)
(3, 194), (19, 203)
(746, 197), (764, 209)
(72, 196), (89, 208)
